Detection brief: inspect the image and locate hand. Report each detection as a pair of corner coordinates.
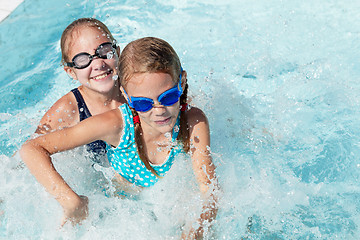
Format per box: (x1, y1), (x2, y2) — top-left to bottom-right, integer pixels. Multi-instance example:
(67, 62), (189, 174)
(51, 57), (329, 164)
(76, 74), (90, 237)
(181, 227), (203, 240)
(61, 195), (89, 227)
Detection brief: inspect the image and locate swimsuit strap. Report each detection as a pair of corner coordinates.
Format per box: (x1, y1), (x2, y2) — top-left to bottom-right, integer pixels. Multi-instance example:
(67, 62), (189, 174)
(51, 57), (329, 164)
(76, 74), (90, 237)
(71, 88), (92, 120)
(71, 88), (108, 159)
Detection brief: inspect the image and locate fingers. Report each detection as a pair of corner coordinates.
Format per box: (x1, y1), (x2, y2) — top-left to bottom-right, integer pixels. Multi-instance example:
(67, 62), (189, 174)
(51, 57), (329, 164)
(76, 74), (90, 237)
(79, 195), (89, 205)
(60, 216), (67, 227)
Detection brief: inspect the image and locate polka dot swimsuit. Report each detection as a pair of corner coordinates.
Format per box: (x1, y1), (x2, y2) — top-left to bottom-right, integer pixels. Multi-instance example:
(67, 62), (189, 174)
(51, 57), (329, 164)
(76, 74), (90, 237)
(106, 104), (183, 187)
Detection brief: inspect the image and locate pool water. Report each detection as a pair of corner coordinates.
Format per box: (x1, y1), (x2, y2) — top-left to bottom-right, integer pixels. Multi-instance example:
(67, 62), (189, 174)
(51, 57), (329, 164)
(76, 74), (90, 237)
(1, 0), (360, 239)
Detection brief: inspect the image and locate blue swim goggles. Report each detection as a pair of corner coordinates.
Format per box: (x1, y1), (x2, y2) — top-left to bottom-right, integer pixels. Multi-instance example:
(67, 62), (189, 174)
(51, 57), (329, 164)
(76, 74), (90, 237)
(123, 71), (183, 112)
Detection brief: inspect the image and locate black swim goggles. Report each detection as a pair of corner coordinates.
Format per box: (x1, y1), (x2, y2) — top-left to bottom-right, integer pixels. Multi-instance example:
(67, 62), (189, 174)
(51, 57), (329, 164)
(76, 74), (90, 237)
(65, 42), (117, 69)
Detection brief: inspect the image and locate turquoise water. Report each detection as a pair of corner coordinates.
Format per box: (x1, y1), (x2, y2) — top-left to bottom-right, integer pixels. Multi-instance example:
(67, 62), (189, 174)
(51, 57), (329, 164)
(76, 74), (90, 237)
(1, 0), (360, 239)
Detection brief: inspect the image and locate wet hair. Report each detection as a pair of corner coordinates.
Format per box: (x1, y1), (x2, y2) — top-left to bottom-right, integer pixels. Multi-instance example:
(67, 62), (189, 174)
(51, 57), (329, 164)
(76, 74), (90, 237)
(60, 18), (116, 65)
(119, 37), (190, 177)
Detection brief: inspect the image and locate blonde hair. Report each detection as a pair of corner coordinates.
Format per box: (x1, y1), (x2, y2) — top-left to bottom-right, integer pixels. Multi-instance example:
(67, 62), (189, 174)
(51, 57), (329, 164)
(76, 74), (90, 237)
(119, 37), (190, 177)
(60, 18), (116, 65)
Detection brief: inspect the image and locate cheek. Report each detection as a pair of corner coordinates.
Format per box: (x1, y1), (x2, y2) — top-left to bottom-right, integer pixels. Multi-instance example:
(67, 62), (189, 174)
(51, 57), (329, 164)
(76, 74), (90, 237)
(108, 55), (119, 67)
(138, 111), (151, 121)
(167, 105), (180, 118)
(72, 69), (83, 78)
(75, 69), (91, 79)
(171, 102), (180, 113)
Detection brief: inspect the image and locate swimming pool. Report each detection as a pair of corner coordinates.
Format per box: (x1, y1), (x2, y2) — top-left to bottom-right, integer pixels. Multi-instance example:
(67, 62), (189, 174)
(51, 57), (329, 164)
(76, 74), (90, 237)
(1, 0), (360, 238)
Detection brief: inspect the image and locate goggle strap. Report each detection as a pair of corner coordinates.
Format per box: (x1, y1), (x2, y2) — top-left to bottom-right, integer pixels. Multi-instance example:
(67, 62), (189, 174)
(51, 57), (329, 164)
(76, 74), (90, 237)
(122, 87), (133, 106)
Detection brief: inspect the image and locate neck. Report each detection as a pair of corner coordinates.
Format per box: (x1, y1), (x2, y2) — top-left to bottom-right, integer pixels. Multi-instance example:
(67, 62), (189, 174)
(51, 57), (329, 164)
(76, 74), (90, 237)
(141, 126), (173, 147)
(78, 84), (126, 114)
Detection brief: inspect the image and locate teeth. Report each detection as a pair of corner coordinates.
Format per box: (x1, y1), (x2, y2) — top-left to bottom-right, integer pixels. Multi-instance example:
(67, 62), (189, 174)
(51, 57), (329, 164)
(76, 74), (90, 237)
(92, 72), (109, 80)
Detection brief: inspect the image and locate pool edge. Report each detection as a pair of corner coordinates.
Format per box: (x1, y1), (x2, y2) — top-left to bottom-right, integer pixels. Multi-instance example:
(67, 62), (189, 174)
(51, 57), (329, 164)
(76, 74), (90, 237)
(0, 0), (24, 23)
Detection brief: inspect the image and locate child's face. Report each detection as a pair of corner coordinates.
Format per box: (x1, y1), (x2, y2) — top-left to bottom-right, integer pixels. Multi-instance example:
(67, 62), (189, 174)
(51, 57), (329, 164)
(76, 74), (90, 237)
(65, 26), (118, 94)
(124, 72), (180, 135)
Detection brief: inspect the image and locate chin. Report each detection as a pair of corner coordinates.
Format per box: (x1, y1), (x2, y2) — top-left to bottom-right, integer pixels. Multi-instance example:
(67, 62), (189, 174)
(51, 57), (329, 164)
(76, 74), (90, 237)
(95, 82), (116, 92)
(154, 123), (175, 134)
(157, 126), (173, 133)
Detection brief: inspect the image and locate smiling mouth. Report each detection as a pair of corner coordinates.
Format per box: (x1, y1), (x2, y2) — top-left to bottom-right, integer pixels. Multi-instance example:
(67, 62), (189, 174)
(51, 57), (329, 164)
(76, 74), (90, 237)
(155, 117), (171, 125)
(91, 70), (112, 80)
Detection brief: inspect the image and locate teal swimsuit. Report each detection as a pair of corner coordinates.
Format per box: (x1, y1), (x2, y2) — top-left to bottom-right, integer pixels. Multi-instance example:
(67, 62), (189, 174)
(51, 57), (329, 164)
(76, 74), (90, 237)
(106, 104), (183, 187)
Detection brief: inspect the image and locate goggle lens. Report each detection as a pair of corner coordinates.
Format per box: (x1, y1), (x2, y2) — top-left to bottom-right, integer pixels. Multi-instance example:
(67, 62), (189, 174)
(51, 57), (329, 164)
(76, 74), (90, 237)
(158, 88), (182, 106)
(132, 99), (154, 112)
(74, 54), (92, 68)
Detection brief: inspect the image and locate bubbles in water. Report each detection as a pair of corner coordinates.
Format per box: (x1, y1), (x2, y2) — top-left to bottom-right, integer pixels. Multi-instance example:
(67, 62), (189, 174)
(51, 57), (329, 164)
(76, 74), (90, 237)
(0, 113), (12, 121)
(107, 51), (114, 59)
(112, 74), (118, 81)
(164, 132), (171, 139)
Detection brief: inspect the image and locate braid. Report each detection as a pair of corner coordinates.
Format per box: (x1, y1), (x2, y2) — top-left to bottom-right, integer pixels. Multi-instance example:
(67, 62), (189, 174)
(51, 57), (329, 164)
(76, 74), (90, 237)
(130, 107), (162, 178)
(178, 83), (190, 153)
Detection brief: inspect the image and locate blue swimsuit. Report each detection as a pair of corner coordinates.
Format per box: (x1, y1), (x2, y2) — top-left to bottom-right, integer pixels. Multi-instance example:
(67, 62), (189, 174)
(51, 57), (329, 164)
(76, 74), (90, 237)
(71, 88), (107, 156)
(106, 104), (183, 187)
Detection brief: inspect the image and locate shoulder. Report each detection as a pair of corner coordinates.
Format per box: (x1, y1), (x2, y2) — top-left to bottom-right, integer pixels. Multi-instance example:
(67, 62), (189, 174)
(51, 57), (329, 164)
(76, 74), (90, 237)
(95, 108), (123, 132)
(184, 106), (210, 144)
(185, 106), (209, 129)
(36, 91), (79, 133)
(94, 108), (123, 127)
(88, 108), (124, 145)
(50, 91), (78, 112)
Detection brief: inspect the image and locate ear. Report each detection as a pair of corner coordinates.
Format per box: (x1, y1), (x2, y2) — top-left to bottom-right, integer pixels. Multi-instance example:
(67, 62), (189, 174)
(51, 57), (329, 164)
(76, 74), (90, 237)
(64, 66), (77, 80)
(181, 70), (187, 89)
(116, 45), (121, 57)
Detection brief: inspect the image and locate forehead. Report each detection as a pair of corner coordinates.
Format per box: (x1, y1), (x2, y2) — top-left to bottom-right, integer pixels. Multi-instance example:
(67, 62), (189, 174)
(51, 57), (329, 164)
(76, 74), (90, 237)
(67, 26), (112, 58)
(125, 72), (175, 97)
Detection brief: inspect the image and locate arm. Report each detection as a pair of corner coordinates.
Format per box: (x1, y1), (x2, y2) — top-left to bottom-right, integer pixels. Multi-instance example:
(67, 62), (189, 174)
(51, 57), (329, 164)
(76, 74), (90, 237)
(20, 138), (88, 226)
(20, 109), (123, 225)
(35, 92), (79, 134)
(182, 107), (219, 239)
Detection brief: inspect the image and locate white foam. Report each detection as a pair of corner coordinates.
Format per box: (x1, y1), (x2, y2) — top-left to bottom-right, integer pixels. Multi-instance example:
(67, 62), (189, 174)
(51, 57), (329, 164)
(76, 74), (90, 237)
(2, 0), (360, 238)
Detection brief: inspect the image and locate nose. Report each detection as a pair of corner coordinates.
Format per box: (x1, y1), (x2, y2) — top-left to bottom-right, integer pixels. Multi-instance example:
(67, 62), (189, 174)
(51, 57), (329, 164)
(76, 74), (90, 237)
(152, 102), (167, 115)
(91, 57), (107, 70)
